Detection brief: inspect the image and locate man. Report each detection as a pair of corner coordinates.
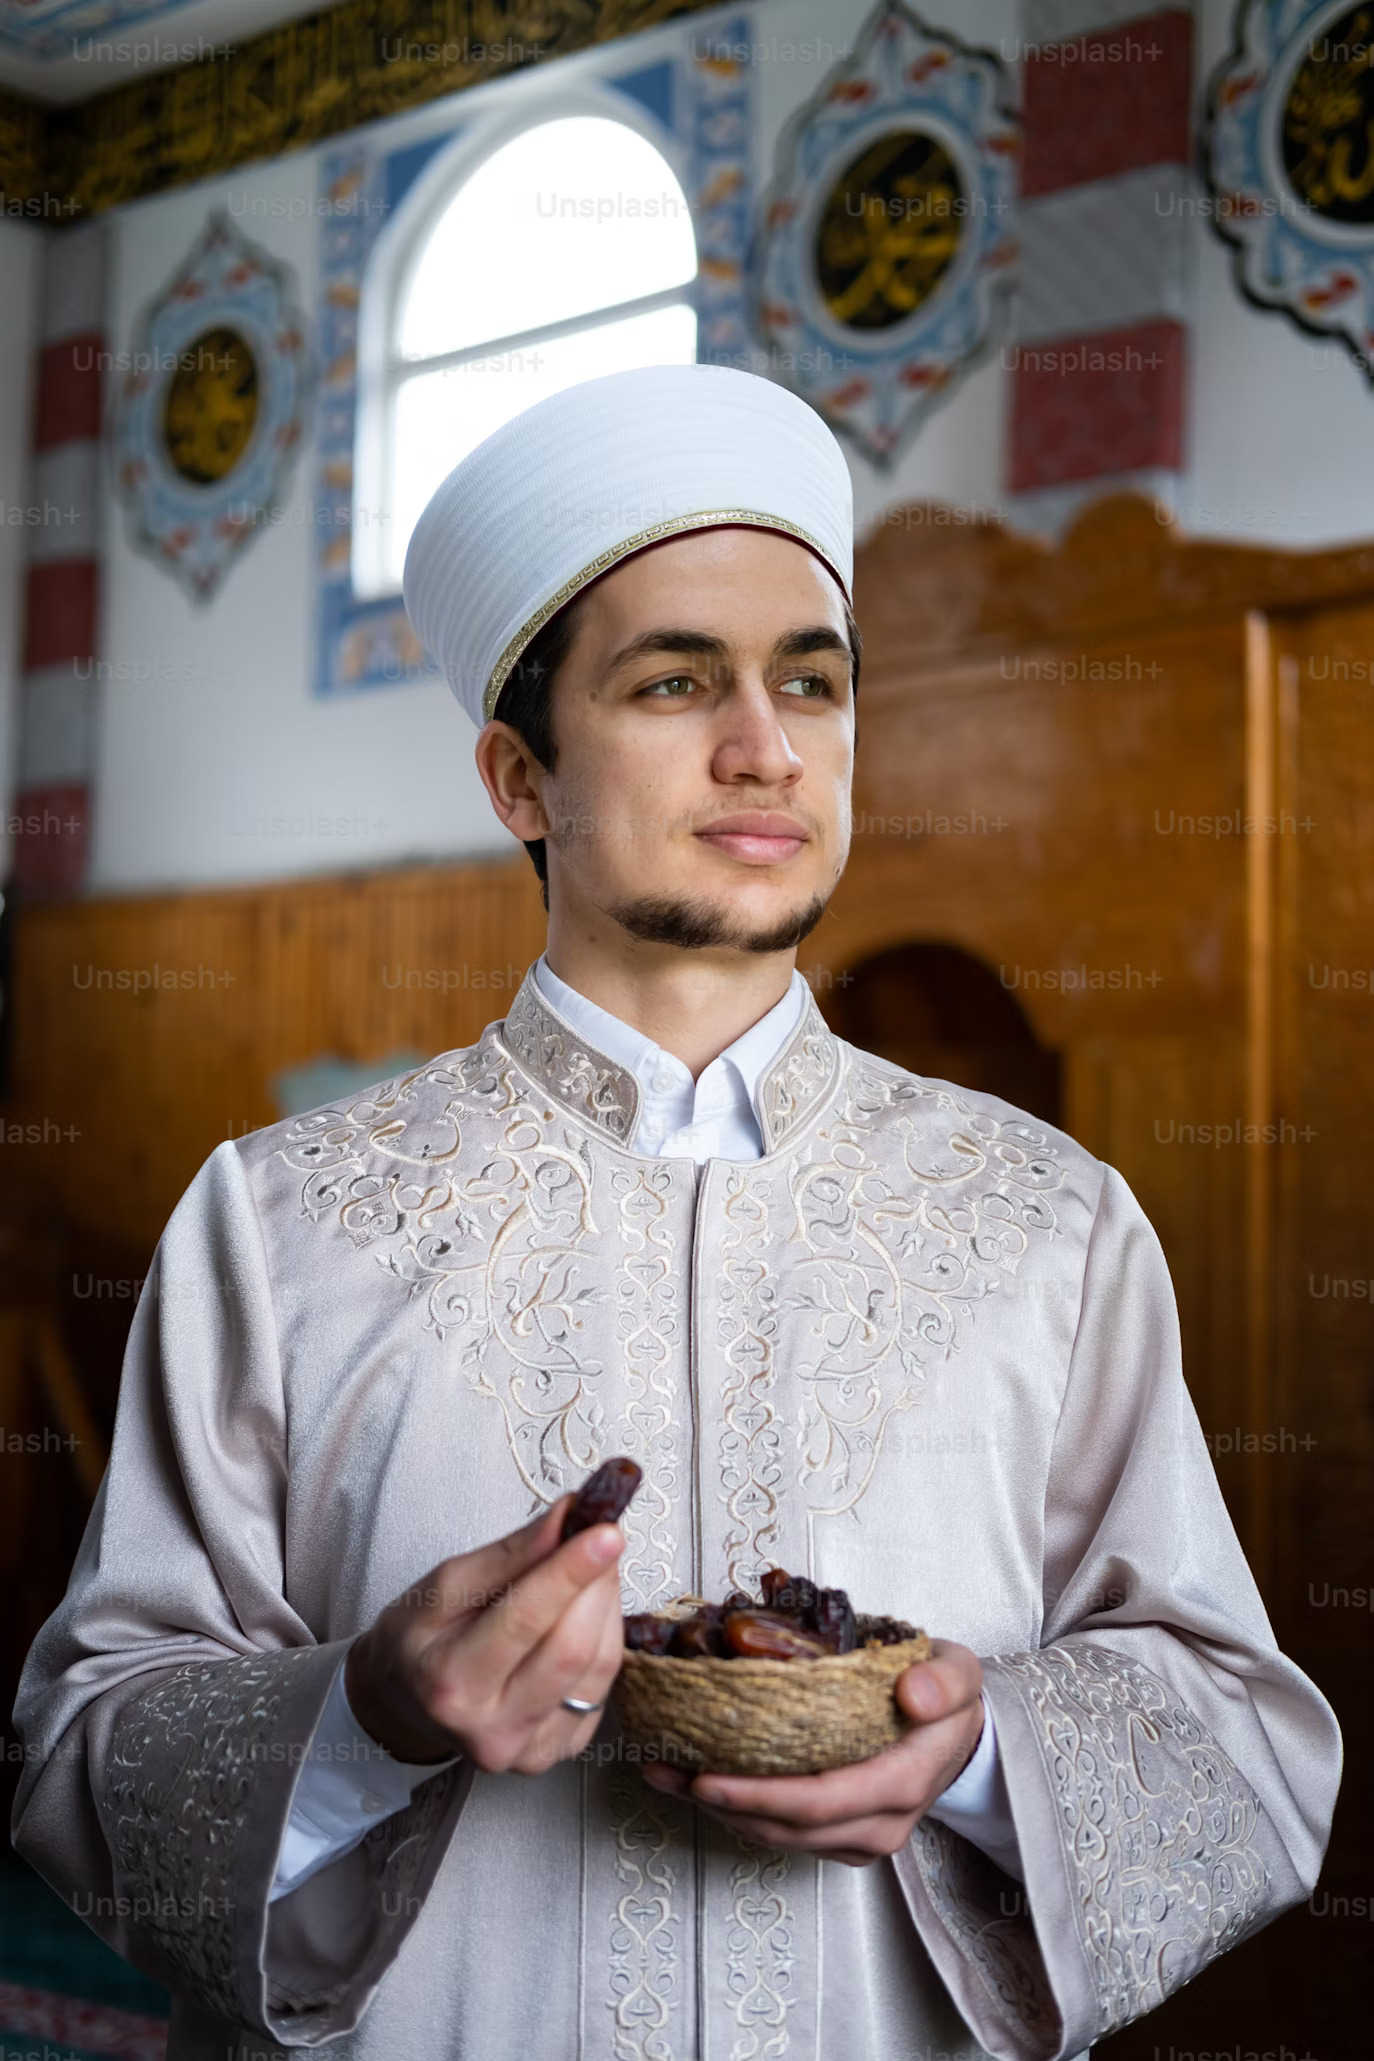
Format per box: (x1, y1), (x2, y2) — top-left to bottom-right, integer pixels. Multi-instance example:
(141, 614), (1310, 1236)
(13, 365), (1339, 2061)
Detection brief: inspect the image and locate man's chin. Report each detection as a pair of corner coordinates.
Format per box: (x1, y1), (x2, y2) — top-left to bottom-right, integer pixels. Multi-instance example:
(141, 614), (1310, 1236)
(604, 885), (832, 955)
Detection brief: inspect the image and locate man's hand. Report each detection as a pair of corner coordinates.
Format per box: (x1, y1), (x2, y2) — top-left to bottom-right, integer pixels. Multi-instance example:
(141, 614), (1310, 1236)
(345, 1495), (624, 1773)
(640, 1639), (984, 1866)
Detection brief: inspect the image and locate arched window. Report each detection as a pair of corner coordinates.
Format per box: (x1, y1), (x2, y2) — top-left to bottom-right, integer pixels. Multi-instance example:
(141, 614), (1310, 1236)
(355, 111), (699, 597)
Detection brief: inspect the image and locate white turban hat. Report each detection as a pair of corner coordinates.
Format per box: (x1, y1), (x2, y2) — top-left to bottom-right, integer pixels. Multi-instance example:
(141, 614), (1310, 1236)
(402, 363), (854, 730)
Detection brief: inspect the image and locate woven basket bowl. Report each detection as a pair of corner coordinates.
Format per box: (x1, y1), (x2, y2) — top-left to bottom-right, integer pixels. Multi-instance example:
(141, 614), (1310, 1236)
(614, 1594), (932, 1777)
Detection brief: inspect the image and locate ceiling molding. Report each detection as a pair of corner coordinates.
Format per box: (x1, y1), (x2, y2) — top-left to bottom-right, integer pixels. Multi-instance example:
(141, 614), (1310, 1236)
(0, 83), (52, 211)
(0, 0), (727, 218)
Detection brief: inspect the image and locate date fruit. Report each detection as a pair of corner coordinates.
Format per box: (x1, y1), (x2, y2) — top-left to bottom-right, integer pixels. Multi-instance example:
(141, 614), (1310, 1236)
(812, 1588), (858, 1655)
(619, 1565), (914, 1662)
(669, 1616), (728, 1658)
(861, 1615), (915, 1646)
(760, 1567), (819, 1619)
(560, 1456), (643, 1542)
(623, 1614), (676, 1654)
(723, 1610), (831, 1661)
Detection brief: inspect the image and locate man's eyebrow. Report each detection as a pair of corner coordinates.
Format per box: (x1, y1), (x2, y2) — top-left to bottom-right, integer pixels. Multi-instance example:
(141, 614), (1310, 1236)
(604, 628), (731, 672)
(772, 626), (852, 668)
(604, 624), (853, 674)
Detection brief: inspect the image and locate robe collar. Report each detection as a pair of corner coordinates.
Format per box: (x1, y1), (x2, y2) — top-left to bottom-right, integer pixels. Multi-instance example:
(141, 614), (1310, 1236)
(498, 961), (843, 1156)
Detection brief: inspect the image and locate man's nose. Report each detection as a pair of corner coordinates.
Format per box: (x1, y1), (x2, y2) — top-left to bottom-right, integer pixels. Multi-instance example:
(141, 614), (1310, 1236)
(710, 680), (804, 784)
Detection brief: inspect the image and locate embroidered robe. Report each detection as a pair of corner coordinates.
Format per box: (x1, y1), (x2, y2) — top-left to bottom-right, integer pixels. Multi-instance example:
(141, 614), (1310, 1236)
(12, 969), (1340, 2061)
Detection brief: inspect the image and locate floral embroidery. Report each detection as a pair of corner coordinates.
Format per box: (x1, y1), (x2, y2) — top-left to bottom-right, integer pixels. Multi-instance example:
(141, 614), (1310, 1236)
(772, 1058), (1067, 1525)
(755, 1012), (842, 1153)
(908, 1819), (1059, 2052)
(716, 1165), (789, 1593)
(988, 1643), (1271, 2040)
(104, 1653), (292, 2021)
(605, 1766), (686, 2061)
(105, 1651), (464, 2035)
(723, 1845), (802, 2060)
(612, 1161), (686, 1611)
(502, 977), (640, 1142)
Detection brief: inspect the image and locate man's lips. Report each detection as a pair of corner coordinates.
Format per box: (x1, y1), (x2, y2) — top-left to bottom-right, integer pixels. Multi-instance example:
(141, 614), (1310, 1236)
(694, 814), (810, 864)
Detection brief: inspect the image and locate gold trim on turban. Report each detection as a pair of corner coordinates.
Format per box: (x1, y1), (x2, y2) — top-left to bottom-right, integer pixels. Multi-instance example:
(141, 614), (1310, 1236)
(482, 508), (851, 723)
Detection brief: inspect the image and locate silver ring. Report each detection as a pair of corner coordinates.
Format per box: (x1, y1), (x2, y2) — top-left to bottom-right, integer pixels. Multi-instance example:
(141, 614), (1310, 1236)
(562, 1695), (603, 1714)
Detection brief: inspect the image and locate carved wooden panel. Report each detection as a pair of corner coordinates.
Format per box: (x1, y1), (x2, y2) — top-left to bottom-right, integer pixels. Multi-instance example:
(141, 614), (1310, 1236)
(6, 856), (547, 1252)
(854, 493), (1374, 668)
(1262, 602), (1374, 1738)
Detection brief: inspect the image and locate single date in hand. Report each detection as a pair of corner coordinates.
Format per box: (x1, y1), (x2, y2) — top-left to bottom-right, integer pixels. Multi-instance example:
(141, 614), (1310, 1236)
(560, 1457), (643, 1542)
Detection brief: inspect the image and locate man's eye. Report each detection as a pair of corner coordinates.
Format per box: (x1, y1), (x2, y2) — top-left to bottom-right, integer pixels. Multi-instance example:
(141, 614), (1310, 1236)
(642, 676), (695, 698)
(779, 675), (834, 699)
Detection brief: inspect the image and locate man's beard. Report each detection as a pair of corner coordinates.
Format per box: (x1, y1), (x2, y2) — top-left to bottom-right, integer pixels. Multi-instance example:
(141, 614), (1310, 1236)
(603, 886), (831, 954)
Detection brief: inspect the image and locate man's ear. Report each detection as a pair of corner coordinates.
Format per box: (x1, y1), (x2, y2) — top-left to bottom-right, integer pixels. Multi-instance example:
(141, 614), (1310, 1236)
(474, 721), (551, 843)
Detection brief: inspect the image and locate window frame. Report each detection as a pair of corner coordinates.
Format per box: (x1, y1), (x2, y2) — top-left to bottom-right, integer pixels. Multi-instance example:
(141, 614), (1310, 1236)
(353, 84), (700, 601)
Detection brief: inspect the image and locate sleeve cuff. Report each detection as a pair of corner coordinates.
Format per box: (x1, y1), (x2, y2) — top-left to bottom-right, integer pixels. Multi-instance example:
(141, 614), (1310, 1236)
(922, 1694), (1025, 1884)
(271, 1654), (461, 1902)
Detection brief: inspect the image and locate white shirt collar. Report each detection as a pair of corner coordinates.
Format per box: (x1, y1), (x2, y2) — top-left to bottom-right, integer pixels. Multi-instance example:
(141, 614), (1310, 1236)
(531, 954), (807, 1153)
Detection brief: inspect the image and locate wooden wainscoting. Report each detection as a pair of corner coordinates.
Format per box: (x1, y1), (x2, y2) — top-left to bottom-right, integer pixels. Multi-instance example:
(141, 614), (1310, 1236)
(2, 854), (550, 1253)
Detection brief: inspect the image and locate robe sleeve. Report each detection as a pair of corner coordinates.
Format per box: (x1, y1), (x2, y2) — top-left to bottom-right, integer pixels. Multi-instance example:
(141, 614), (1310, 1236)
(9, 1140), (474, 2047)
(889, 1162), (1342, 2061)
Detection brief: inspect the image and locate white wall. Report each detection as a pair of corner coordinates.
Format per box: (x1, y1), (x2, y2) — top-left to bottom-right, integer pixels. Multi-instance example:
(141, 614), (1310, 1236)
(77, 0), (1374, 894)
(95, 150), (510, 894)
(748, 0), (1017, 546)
(0, 217), (44, 880)
(1185, 0), (1374, 543)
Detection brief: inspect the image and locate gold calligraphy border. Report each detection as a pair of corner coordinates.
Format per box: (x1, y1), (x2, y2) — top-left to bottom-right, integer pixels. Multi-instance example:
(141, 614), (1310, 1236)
(0, 84), (50, 213)
(0, 0), (729, 219)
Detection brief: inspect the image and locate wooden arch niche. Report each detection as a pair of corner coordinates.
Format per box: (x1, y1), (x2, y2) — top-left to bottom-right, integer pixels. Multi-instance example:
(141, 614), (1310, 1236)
(796, 494), (1374, 1647)
(822, 938), (1062, 1124)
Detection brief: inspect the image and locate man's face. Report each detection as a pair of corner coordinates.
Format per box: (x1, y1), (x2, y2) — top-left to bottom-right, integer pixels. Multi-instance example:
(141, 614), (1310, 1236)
(501, 526), (854, 956)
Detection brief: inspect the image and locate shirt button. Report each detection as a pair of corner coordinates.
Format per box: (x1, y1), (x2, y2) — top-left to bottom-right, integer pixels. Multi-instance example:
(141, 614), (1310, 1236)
(651, 1071), (677, 1093)
(361, 1794), (388, 1815)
